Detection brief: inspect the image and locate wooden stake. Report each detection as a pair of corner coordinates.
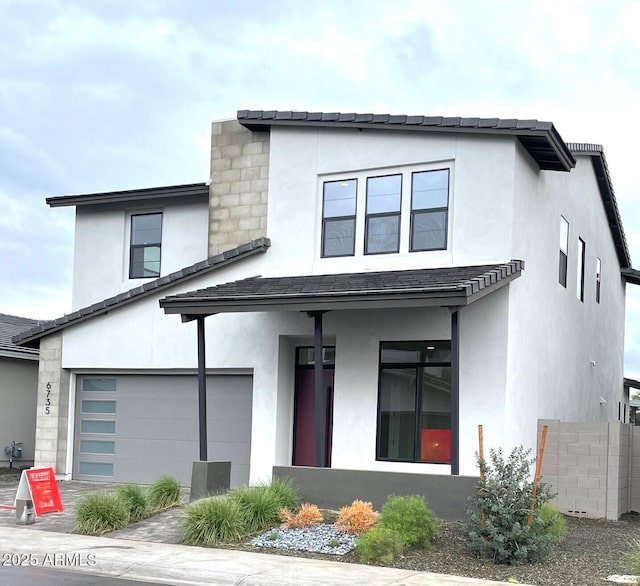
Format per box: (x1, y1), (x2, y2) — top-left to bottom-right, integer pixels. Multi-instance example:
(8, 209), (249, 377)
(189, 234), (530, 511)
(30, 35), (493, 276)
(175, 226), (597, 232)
(528, 425), (549, 525)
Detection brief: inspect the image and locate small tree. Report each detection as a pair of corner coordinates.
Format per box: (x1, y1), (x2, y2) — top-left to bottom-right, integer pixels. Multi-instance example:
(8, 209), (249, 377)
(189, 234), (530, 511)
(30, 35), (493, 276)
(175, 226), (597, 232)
(466, 446), (560, 564)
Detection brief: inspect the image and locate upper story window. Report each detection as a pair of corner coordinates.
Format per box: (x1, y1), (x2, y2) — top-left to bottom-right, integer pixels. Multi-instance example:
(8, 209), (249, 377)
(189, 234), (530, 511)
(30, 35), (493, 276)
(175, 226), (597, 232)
(320, 164), (452, 259)
(130, 213), (162, 278)
(321, 179), (357, 257)
(365, 175), (402, 254)
(559, 216), (569, 287)
(410, 169), (449, 251)
(595, 257), (601, 303)
(576, 237), (585, 302)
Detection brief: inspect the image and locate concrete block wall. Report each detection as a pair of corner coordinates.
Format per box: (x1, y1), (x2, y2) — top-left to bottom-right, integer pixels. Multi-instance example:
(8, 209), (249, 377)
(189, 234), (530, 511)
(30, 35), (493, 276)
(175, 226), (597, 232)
(34, 333), (70, 475)
(209, 120), (269, 256)
(538, 419), (632, 520)
(631, 427), (640, 511)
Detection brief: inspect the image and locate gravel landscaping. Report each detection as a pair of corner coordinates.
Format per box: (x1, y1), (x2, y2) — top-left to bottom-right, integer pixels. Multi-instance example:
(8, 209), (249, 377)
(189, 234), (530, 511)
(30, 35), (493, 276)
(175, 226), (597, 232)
(240, 513), (640, 586)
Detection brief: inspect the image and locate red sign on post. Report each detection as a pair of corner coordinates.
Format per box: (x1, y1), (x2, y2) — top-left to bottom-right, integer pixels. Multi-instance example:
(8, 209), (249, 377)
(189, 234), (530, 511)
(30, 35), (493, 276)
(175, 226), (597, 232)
(15, 467), (64, 516)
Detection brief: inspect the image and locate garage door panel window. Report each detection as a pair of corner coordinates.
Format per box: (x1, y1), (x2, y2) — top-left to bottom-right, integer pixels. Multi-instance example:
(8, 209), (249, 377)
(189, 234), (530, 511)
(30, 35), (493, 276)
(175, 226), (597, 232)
(78, 462), (114, 477)
(80, 440), (115, 454)
(80, 420), (116, 434)
(81, 400), (116, 414)
(82, 378), (117, 392)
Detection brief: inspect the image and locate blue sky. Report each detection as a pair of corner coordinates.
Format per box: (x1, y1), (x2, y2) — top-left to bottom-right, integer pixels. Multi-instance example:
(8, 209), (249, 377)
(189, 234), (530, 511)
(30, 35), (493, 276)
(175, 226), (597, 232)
(1, 0), (640, 375)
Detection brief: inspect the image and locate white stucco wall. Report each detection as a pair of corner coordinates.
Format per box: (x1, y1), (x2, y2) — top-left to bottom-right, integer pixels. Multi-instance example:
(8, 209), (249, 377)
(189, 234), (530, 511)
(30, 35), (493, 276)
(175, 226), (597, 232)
(71, 201), (208, 309)
(261, 127), (516, 276)
(504, 146), (626, 458)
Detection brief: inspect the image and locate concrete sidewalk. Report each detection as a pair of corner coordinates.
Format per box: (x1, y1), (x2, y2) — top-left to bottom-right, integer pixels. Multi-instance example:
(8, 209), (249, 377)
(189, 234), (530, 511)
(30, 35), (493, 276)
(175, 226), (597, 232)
(0, 526), (531, 586)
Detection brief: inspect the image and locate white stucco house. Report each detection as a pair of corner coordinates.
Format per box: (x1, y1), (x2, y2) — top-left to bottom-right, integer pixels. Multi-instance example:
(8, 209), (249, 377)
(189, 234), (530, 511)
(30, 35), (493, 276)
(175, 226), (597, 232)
(14, 110), (640, 492)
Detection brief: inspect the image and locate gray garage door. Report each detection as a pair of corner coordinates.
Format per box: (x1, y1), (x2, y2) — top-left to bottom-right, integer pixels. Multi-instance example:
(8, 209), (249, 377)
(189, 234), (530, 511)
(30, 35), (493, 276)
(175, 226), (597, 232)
(74, 374), (252, 487)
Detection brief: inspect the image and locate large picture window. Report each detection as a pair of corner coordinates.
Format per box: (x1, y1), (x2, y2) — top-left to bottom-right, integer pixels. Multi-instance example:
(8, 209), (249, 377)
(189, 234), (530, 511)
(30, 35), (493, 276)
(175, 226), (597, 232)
(377, 341), (451, 464)
(365, 174), (401, 254)
(410, 169), (449, 251)
(130, 213), (162, 278)
(322, 179), (357, 257)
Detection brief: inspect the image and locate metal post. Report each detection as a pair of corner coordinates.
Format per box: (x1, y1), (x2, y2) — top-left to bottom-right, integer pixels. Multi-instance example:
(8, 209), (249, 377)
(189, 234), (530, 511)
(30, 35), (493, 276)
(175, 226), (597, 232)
(197, 316), (208, 462)
(313, 311), (325, 467)
(450, 310), (460, 475)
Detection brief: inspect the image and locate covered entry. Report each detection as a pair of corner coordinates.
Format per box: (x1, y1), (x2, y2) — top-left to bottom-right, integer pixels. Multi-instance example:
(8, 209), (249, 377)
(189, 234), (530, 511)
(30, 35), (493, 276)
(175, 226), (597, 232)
(74, 374), (252, 486)
(159, 260), (524, 475)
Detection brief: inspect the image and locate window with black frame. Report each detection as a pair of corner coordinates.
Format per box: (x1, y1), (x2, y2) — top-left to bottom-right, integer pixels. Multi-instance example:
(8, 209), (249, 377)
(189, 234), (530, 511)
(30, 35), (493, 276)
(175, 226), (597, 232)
(321, 179), (357, 257)
(377, 341), (451, 464)
(365, 174), (402, 254)
(130, 212), (162, 278)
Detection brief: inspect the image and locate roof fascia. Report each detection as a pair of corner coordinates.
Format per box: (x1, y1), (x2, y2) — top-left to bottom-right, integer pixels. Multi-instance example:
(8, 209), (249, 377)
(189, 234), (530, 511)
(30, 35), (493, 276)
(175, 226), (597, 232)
(160, 268), (522, 317)
(238, 117), (575, 172)
(47, 183), (209, 208)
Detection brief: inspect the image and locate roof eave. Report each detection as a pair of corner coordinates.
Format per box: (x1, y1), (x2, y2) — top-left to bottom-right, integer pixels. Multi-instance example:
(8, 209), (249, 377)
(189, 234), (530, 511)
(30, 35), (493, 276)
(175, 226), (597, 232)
(160, 268), (521, 317)
(47, 182), (210, 208)
(237, 113), (575, 172)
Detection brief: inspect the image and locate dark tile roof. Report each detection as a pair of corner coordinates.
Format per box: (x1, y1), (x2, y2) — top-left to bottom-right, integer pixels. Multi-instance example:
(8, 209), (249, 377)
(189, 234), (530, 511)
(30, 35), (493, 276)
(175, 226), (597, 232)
(237, 110), (575, 172)
(13, 238), (271, 347)
(567, 143), (631, 268)
(0, 314), (41, 359)
(160, 260), (524, 316)
(47, 182), (209, 208)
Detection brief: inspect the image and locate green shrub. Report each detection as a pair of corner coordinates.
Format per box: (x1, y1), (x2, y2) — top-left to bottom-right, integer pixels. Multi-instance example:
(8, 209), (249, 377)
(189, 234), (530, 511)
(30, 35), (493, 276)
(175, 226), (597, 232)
(377, 495), (441, 548)
(355, 526), (406, 563)
(147, 475), (181, 511)
(74, 492), (129, 535)
(466, 446), (557, 564)
(627, 538), (640, 582)
(266, 476), (299, 510)
(116, 484), (148, 521)
(229, 484), (281, 533)
(538, 502), (566, 542)
(181, 496), (247, 545)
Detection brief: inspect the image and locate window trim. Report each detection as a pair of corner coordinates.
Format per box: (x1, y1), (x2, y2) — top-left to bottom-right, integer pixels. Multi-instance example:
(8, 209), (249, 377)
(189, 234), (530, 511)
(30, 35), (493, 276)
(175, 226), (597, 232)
(559, 216), (569, 288)
(409, 169), (450, 252)
(595, 257), (601, 303)
(321, 178), (357, 258)
(577, 237), (586, 302)
(364, 174), (402, 255)
(375, 340), (452, 464)
(129, 212), (163, 279)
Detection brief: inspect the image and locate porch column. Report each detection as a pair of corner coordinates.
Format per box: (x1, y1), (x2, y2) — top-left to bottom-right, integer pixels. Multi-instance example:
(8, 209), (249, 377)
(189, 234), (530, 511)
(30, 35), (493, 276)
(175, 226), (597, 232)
(197, 316), (208, 461)
(451, 309), (460, 475)
(311, 311), (326, 467)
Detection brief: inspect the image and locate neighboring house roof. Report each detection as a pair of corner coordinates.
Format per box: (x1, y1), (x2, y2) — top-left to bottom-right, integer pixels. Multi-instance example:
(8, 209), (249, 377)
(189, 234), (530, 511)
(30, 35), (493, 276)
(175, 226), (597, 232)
(13, 238), (271, 348)
(568, 143), (631, 269)
(0, 314), (41, 360)
(159, 260), (524, 317)
(237, 109), (576, 172)
(46, 182), (209, 208)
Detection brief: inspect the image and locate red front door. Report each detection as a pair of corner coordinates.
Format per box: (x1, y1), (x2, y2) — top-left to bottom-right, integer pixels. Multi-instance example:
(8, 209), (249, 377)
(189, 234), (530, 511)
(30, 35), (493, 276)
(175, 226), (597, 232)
(293, 366), (334, 467)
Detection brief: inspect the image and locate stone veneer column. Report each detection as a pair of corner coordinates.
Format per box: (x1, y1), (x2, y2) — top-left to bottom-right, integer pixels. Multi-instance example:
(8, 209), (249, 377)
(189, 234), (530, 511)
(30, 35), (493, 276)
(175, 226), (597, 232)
(33, 332), (70, 475)
(209, 119), (269, 256)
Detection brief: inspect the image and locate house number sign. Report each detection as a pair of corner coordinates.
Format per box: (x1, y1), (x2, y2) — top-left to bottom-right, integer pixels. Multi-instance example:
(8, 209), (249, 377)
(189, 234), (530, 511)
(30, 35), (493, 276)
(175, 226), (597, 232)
(44, 382), (52, 414)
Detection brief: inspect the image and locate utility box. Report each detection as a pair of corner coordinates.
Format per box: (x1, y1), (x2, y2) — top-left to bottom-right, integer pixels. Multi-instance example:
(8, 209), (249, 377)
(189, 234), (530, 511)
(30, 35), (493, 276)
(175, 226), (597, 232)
(15, 499), (35, 525)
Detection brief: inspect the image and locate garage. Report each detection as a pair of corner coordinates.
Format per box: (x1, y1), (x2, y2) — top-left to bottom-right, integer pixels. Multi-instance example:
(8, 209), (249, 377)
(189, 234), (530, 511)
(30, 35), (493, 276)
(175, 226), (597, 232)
(73, 374), (252, 487)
